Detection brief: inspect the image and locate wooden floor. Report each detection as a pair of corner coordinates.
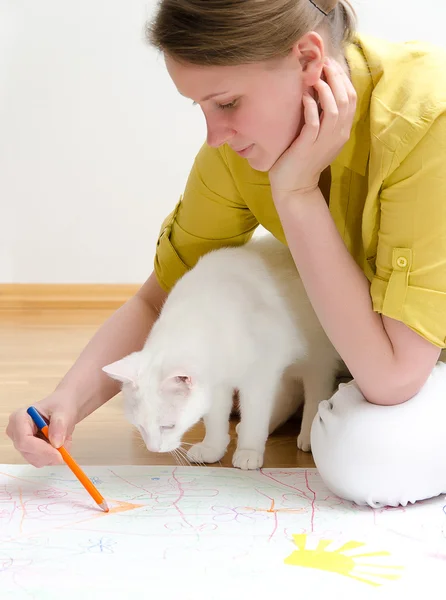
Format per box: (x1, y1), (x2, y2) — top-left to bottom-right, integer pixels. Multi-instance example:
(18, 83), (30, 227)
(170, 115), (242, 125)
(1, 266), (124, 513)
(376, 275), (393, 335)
(0, 309), (315, 468)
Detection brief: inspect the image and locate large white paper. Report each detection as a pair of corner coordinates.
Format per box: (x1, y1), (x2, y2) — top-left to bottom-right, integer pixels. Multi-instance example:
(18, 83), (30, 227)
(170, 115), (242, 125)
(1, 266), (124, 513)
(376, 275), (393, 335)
(1, 465), (445, 599)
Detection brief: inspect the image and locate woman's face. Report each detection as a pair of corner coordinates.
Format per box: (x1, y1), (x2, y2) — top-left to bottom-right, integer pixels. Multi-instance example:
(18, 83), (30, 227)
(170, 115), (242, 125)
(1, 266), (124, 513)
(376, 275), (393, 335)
(165, 34), (324, 172)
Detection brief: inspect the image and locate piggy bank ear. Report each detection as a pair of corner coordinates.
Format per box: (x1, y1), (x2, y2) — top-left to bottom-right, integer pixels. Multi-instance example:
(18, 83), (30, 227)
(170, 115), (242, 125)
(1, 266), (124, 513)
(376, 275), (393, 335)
(102, 352), (141, 387)
(160, 374), (193, 398)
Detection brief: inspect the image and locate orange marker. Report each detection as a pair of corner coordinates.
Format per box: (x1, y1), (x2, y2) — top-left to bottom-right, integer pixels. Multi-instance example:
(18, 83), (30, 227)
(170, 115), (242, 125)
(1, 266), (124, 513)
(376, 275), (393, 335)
(27, 406), (109, 512)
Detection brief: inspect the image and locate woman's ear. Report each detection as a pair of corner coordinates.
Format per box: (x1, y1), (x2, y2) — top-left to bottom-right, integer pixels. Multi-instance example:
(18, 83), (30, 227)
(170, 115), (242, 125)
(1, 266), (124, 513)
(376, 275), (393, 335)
(293, 31), (325, 87)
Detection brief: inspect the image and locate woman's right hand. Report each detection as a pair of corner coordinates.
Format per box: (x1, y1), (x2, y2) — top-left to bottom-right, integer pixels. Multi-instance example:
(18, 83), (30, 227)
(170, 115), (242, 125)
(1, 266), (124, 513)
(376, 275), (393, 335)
(6, 392), (79, 467)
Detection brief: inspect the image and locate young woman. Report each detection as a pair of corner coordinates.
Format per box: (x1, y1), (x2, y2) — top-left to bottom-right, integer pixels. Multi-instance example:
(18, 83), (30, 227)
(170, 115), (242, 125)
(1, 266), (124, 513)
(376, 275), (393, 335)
(8, 0), (446, 507)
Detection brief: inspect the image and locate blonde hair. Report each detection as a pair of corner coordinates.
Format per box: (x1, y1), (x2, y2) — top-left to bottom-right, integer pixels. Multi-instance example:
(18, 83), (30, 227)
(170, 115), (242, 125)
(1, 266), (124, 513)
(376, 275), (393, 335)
(147, 0), (357, 66)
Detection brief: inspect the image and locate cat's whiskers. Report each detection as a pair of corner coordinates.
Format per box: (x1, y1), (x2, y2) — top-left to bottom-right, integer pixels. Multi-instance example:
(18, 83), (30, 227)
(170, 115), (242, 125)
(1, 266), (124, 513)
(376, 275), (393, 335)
(177, 446), (191, 465)
(179, 450), (188, 467)
(177, 445), (194, 467)
(131, 426), (150, 452)
(178, 442), (202, 464)
(179, 441), (206, 465)
(171, 448), (184, 466)
(135, 437), (148, 450)
(177, 449), (188, 467)
(180, 444), (207, 468)
(180, 449), (189, 467)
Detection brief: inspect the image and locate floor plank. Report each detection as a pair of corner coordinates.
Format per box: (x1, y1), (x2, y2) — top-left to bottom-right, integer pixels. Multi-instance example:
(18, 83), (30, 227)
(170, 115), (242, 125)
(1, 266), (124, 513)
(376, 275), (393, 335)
(0, 309), (315, 468)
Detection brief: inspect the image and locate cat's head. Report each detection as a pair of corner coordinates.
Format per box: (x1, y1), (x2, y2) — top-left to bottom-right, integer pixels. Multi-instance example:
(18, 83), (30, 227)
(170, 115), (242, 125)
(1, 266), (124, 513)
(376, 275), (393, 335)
(102, 352), (210, 453)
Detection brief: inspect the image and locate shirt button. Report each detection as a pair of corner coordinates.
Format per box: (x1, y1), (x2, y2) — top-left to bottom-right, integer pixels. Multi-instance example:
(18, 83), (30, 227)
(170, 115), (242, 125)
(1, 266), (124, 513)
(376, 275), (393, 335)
(396, 256), (408, 268)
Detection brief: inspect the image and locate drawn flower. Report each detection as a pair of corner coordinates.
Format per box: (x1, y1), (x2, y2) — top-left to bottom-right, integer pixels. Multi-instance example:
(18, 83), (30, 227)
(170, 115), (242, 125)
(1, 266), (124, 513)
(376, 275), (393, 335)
(211, 505), (260, 524)
(81, 537), (117, 554)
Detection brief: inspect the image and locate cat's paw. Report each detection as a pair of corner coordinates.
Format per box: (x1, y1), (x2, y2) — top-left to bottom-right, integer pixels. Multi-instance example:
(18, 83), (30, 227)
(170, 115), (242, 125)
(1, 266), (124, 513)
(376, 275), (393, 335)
(187, 443), (226, 464)
(232, 448), (264, 470)
(297, 430), (311, 452)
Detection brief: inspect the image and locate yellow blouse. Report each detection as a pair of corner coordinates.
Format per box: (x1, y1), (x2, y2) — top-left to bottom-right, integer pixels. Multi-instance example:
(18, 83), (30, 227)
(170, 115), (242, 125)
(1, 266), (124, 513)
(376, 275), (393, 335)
(154, 33), (446, 348)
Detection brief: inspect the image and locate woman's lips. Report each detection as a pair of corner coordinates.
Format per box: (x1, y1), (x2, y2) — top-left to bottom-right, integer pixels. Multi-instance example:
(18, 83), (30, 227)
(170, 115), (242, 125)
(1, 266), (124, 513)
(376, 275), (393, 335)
(233, 144), (254, 157)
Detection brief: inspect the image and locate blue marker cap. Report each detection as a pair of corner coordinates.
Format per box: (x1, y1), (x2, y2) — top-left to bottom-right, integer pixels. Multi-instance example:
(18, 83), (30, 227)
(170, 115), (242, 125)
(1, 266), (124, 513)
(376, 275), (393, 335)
(27, 406), (48, 430)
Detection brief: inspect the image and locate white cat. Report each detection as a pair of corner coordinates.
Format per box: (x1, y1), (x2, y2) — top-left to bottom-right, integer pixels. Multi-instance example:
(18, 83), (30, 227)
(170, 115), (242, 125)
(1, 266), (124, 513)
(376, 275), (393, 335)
(102, 235), (341, 470)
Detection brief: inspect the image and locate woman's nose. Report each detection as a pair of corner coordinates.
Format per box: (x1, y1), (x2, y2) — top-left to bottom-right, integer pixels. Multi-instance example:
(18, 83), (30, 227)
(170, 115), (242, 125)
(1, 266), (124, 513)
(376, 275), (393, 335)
(205, 114), (236, 148)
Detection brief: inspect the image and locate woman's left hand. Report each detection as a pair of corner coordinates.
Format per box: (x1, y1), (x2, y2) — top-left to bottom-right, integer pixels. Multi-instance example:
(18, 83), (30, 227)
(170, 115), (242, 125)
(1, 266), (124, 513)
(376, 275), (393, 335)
(269, 57), (357, 202)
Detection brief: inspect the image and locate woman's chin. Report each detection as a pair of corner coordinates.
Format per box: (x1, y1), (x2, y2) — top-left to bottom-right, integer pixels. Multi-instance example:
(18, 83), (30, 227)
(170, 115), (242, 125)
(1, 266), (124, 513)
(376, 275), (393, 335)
(247, 154), (275, 173)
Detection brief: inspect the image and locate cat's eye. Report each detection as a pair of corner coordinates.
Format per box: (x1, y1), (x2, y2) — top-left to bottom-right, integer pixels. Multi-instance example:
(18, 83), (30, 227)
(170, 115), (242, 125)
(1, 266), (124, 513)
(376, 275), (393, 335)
(160, 424), (175, 430)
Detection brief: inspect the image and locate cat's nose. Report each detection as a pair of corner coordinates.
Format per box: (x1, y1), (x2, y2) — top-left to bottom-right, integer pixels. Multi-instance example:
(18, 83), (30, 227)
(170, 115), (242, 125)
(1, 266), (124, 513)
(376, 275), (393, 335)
(139, 426), (161, 452)
(146, 438), (161, 452)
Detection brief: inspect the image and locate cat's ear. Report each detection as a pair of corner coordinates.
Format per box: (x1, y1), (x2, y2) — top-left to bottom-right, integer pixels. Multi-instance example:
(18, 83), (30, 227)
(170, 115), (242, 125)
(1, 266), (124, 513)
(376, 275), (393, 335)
(102, 352), (141, 387)
(160, 374), (193, 397)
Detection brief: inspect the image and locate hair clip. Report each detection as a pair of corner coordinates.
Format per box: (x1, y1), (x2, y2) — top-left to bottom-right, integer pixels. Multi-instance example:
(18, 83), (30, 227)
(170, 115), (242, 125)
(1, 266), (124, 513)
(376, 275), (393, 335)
(309, 0), (328, 16)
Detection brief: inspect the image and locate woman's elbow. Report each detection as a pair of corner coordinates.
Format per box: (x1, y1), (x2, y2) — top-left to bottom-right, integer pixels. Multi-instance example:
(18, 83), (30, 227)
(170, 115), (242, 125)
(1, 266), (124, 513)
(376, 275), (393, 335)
(358, 372), (429, 407)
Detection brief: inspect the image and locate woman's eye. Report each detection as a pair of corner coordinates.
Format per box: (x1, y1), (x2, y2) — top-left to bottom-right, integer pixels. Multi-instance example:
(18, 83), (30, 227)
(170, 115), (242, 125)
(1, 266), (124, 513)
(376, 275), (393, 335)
(217, 99), (238, 110)
(191, 99), (238, 110)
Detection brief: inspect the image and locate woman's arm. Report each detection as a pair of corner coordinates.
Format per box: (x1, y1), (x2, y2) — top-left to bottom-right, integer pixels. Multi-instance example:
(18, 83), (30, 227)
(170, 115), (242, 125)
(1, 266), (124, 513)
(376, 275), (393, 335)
(54, 272), (167, 421)
(275, 188), (440, 406)
(6, 272), (168, 464)
(269, 57), (441, 406)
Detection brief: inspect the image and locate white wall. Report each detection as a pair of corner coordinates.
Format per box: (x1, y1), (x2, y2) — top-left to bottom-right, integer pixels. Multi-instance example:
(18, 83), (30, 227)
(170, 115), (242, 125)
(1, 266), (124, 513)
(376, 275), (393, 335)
(1, 0), (445, 283)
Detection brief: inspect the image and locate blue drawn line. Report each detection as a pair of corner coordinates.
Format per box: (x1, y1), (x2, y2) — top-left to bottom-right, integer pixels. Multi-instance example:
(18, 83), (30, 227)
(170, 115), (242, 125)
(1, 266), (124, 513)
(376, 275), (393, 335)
(0, 556), (14, 573)
(84, 537), (117, 554)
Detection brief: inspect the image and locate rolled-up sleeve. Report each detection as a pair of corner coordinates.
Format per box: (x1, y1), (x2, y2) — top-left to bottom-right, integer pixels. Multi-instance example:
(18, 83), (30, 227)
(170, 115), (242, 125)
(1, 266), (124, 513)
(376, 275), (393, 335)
(154, 143), (258, 292)
(371, 113), (446, 347)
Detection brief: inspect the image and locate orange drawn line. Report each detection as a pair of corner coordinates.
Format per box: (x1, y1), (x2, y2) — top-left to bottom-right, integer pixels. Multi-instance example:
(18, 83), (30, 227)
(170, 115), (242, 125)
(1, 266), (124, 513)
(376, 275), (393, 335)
(245, 506), (304, 514)
(267, 499), (275, 513)
(5, 499), (143, 544)
(0, 470), (39, 484)
(18, 487), (26, 534)
(0, 469), (94, 500)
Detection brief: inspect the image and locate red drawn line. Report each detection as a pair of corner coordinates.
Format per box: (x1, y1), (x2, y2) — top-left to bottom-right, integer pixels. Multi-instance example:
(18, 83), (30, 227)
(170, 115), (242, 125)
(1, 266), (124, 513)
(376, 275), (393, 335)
(74, 528), (213, 538)
(108, 469), (154, 498)
(255, 488), (275, 509)
(259, 470), (309, 500)
(254, 488), (280, 541)
(426, 552), (446, 562)
(304, 470), (316, 533)
(7, 503), (17, 526)
(4, 471), (143, 544)
(171, 467), (194, 529)
(75, 526), (179, 538)
(247, 489), (301, 542)
(257, 491), (281, 532)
